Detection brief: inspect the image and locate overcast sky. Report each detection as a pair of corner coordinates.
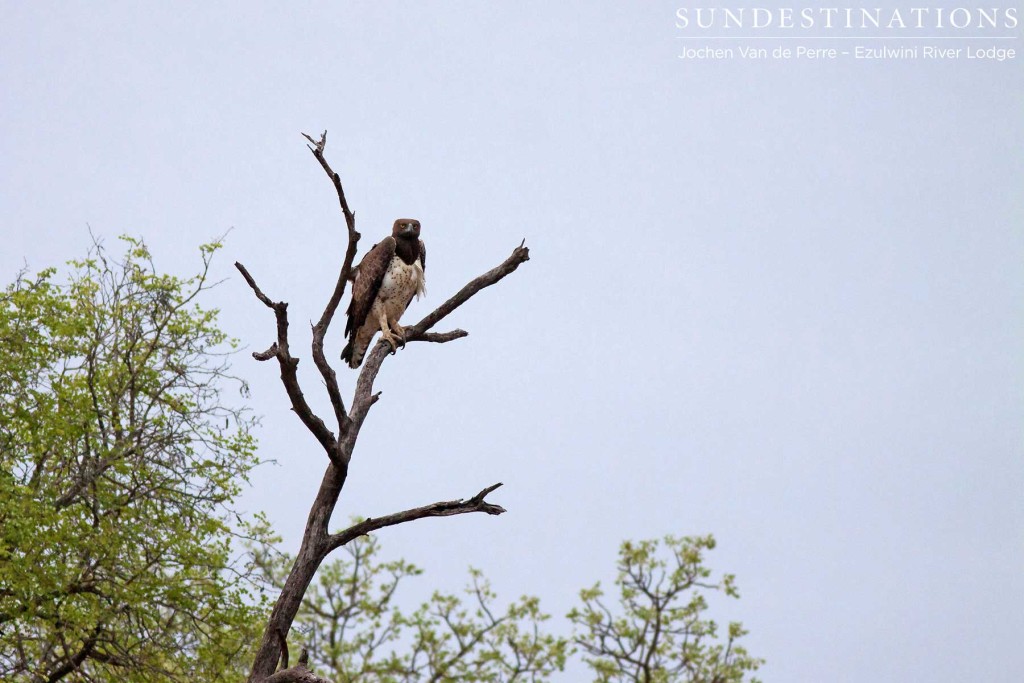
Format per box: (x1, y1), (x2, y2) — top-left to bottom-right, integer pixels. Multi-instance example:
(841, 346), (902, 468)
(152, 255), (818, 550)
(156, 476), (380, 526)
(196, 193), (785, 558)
(2, 2), (1022, 681)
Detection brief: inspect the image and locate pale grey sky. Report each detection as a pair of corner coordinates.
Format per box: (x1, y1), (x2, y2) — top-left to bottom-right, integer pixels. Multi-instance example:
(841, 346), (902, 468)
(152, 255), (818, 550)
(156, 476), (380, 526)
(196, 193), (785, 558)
(2, 2), (1022, 681)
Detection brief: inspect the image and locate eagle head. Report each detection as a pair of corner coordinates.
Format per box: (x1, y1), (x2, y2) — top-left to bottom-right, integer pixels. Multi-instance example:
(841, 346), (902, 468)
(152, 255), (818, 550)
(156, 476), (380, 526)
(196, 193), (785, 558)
(393, 218), (421, 240)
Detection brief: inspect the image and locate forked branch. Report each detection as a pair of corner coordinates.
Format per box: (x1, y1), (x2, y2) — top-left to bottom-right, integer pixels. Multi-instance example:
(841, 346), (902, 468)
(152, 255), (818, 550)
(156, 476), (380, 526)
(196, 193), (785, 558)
(409, 239), (530, 339)
(234, 261), (342, 467)
(347, 242), (530, 433)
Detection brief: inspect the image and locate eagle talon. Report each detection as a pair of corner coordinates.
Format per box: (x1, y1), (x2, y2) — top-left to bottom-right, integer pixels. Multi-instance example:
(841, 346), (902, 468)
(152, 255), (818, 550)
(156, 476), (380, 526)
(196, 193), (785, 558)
(391, 324), (407, 349)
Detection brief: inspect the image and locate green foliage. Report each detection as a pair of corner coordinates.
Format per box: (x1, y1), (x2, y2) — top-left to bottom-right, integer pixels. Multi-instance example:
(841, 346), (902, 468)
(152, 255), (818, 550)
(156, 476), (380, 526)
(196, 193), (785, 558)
(256, 534), (568, 682)
(0, 237), (268, 682)
(260, 534), (760, 683)
(568, 535), (763, 683)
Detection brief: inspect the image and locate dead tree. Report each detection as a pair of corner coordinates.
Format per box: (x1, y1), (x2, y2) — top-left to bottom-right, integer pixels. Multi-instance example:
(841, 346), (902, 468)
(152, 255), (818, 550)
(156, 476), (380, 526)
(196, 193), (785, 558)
(235, 132), (529, 683)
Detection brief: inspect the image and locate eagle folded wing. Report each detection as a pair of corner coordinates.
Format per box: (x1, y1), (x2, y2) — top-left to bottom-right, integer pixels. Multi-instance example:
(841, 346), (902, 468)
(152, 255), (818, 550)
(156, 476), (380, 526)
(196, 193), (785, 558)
(345, 236), (397, 339)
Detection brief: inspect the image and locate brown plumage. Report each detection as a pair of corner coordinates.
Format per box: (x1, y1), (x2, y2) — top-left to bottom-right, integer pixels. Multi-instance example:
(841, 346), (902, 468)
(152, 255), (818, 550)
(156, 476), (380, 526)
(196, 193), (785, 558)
(341, 219), (426, 368)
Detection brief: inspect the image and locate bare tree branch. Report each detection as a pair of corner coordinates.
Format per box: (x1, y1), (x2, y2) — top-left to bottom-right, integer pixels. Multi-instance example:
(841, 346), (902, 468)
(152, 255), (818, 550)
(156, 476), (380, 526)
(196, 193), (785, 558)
(234, 262), (342, 467)
(264, 664), (330, 683)
(417, 329), (469, 343)
(302, 130), (360, 437)
(244, 133), (529, 683)
(326, 484), (506, 553)
(276, 627), (289, 671)
(409, 240), (530, 340)
(346, 242), (531, 437)
(265, 638), (326, 683)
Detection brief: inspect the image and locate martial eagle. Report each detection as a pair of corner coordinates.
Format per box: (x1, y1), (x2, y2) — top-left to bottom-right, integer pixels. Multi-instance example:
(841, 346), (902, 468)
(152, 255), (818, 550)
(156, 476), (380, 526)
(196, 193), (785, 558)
(341, 219), (426, 368)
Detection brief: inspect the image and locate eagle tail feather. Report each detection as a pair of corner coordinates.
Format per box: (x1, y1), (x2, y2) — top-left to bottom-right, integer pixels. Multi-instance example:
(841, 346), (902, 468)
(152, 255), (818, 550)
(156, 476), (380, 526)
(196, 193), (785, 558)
(340, 340), (358, 368)
(341, 337), (369, 369)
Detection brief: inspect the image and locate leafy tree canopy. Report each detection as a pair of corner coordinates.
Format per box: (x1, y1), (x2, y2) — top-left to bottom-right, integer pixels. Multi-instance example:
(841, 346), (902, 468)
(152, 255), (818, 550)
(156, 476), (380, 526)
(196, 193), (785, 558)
(0, 237), (266, 682)
(256, 533), (761, 683)
(569, 535), (763, 683)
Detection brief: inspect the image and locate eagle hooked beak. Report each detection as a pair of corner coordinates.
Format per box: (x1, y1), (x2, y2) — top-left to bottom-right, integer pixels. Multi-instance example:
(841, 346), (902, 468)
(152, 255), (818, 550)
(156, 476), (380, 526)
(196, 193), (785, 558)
(399, 222), (418, 237)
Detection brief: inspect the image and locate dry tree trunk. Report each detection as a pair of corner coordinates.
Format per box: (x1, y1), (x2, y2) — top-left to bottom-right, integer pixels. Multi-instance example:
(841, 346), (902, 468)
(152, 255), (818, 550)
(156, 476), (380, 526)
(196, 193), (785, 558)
(236, 132), (530, 683)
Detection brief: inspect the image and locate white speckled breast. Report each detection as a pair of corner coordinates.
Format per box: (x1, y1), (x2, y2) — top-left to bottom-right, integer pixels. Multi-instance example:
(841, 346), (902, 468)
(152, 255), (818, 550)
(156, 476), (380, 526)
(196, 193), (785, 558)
(379, 256), (425, 313)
